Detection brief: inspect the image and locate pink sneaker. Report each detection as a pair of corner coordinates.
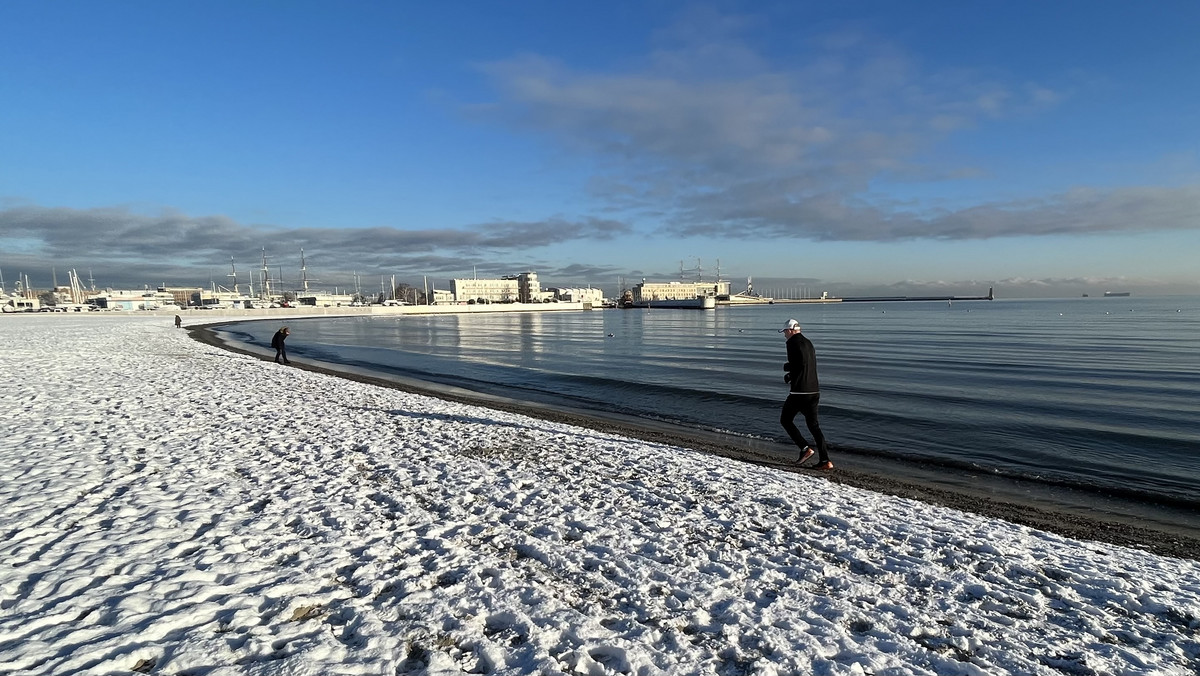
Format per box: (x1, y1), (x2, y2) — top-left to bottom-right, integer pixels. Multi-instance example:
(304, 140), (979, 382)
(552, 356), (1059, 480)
(797, 447), (815, 464)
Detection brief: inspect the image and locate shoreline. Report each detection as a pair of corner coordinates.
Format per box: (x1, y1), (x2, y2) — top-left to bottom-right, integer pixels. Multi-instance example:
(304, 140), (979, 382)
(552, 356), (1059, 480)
(9, 314), (1199, 674)
(192, 320), (1200, 561)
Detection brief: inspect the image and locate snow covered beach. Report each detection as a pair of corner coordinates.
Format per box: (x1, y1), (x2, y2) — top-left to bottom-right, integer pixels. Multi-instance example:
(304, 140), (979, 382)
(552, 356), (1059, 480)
(2, 315), (1199, 675)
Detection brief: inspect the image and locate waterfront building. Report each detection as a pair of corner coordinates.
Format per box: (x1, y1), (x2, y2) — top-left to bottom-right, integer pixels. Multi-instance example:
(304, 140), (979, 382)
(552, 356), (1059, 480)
(511, 271), (540, 304)
(631, 279), (731, 303)
(90, 288), (182, 311)
(190, 289), (257, 309)
(551, 287), (605, 304)
(450, 272), (541, 303)
(451, 277), (518, 303)
(298, 293), (355, 307)
(162, 286), (204, 307)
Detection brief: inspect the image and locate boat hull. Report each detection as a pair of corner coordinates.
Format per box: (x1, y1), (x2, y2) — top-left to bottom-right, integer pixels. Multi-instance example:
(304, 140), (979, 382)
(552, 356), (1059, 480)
(627, 296), (716, 309)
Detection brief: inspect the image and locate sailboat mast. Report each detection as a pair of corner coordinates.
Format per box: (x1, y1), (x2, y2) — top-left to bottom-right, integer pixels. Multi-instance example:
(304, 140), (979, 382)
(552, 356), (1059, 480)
(259, 248), (273, 300)
(228, 257), (239, 294)
(300, 248), (310, 292)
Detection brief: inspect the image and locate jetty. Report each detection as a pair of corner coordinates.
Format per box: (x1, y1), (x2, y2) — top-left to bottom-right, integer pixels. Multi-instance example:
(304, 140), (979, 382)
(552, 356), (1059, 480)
(761, 287), (994, 305)
(838, 286), (994, 303)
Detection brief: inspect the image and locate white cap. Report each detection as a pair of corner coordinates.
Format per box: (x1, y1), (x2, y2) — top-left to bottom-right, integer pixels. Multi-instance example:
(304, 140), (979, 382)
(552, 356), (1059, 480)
(779, 318), (800, 332)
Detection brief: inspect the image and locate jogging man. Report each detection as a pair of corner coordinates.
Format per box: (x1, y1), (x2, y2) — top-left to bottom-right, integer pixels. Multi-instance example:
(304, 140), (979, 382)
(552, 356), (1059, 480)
(780, 319), (832, 469)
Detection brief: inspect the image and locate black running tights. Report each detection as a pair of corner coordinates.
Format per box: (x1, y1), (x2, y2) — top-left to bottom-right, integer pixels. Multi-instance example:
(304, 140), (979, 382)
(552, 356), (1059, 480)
(780, 393), (828, 462)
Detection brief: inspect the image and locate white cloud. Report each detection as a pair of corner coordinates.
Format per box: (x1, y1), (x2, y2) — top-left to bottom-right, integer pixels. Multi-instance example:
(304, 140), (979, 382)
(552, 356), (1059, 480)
(466, 12), (1200, 246)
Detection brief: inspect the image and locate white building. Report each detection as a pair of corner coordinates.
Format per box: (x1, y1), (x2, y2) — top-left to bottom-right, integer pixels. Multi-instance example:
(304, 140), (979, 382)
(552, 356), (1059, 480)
(511, 271), (541, 304)
(92, 288), (181, 311)
(450, 278), (518, 303)
(551, 287), (605, 304)
(450, 272), (541, 303)
(631, 279), (731, 303)
(162, 286), (204, 307)
(190, 289), (257, 309)
(298, 293), (355, 307)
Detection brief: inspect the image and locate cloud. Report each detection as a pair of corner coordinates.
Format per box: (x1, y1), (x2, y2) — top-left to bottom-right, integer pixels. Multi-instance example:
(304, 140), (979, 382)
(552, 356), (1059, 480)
(668, 184), (1200, 241)
(0, 205), (633, 288)
(478, 29), (1059, 181)
(542, 262), (627, 280)
(467, 11), (1200, 244)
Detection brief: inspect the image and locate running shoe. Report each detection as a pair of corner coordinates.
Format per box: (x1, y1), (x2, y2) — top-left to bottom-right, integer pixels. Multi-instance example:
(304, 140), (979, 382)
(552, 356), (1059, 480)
(813, 460), (834, 471)
(797, 447), (815, 464)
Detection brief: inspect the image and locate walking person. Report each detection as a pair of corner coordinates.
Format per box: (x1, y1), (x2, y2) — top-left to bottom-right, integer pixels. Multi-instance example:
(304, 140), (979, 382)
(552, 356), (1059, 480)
(779, 319), (832, 469)
(174, 314), (182, 328)
(271, 326), (291, 364)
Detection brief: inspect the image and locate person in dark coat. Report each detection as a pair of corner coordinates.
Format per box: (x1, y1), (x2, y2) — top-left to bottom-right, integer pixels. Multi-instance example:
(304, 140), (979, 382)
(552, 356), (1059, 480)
(779, 318), (832, 469)
(174, 315), (182, 328)
(271, 327), (291, 364)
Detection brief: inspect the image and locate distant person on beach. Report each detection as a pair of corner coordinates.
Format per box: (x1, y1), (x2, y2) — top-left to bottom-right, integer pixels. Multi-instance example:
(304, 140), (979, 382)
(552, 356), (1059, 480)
(271, 327), (291, 364)
(174, 315), (181, 328)
(780, 319), (832, 469)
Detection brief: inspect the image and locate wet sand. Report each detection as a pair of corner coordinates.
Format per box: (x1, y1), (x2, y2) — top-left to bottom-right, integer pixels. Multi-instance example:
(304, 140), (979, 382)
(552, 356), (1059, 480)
(192, 323), (1200, 561)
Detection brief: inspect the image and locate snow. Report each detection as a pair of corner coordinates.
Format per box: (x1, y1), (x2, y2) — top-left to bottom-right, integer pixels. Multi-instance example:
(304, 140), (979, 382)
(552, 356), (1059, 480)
(2, 315), (1198, 676)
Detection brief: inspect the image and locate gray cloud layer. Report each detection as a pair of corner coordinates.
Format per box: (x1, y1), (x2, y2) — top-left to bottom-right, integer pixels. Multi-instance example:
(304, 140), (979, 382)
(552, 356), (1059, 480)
(477, 19), (1199, 241)
(672, 185), (1200, 241)
(0, 205), (631, 289)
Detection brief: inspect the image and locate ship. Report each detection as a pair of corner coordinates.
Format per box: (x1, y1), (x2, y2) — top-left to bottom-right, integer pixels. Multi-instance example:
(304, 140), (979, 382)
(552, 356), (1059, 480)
(623, 275), (721, 310)
(720, 277), (774, 305)
(627, 296), (717, 310)
(1103, 291), (1131, 297)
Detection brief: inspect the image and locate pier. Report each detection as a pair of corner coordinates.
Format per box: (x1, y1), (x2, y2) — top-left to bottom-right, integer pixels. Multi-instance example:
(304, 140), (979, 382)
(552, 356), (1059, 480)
(738, 287), (995, 305)
(838, 286), (994, 303)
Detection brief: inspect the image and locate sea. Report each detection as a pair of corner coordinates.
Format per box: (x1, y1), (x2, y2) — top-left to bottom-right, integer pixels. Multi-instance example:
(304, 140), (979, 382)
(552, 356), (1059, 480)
(215, 295), (1200, 533)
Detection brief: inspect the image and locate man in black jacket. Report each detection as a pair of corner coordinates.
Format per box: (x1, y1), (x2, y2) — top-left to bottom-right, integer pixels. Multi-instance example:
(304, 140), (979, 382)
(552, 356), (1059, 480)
(271, 326), (291, 364)
(780, 319), (832, 469)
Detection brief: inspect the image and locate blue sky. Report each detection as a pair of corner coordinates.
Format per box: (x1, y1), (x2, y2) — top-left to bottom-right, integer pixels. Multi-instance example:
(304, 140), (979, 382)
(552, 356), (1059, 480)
(2, 1), (1198, 298)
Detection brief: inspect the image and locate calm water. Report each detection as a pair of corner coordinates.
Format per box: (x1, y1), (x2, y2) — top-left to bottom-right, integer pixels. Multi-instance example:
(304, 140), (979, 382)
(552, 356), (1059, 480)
(219, 296), (1200, 510)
